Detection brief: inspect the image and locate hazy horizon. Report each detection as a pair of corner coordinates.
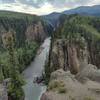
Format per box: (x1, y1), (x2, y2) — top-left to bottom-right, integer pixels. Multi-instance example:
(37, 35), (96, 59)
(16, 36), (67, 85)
(0, 0), (100, 15)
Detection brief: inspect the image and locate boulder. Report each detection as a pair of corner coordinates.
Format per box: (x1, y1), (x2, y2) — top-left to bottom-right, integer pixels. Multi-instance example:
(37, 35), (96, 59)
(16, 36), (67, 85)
(76, 64), (100, 83)
(41, 92), (51, 100)
(41, 69), (100, 100)
(50, 69), (72, 79)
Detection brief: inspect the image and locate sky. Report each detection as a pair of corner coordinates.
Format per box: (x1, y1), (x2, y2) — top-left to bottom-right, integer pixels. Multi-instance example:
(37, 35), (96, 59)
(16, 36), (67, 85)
(0, 0), (100, 15)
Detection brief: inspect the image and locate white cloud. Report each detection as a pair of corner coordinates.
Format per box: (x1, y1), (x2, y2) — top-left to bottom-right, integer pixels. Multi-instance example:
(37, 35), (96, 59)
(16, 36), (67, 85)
(88, 0), (100, 6)
(0, 2), (69, 15)
(0, 0), (100, 15)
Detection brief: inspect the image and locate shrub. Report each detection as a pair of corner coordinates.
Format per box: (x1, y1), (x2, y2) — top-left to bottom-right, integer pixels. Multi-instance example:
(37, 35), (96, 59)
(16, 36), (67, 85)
(58, 87), (67, 93)
(84, 96), (95, 100)
(69, 95), (76, 100)
(48, 80), (66, 93)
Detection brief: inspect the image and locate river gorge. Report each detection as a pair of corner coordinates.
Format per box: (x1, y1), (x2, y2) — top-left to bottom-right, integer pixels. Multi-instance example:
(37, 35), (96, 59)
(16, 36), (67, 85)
(22, 38), (51, 100)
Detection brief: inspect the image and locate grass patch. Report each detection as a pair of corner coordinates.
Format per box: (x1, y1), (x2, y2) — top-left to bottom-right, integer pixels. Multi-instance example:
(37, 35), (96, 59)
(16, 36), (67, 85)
(69, 95), (76, 100)
(84, 96), (95, 100)
(48, 80), (67, 94)
(58, 87), (67, 93)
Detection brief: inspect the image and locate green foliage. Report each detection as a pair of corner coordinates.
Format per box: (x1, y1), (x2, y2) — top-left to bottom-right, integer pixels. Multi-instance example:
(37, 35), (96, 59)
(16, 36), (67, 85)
(44, 38), (54, 85)
(48, 80), (66, 93)
(44, 61), (51, 85)
(0, 11), (45, 100)
(2, 31), (24, 100)
(45, 14), (100, 87)
(8, 74), (25, 100)
(0, 40), (39, 77)
(54, 14), (100, 68)
(58, 87), (67, 93)
(0, 35), (39, 76)
(55, 15), (100, 39)
(84, 96), (95, 100)
(16, 41), (39, 72)
(0, 11), (44, 48)
(0, 30), (39, 100)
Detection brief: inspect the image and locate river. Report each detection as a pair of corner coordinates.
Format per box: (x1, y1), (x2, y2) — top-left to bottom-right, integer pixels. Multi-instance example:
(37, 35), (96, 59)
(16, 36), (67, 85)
(22, 38), (51, 100)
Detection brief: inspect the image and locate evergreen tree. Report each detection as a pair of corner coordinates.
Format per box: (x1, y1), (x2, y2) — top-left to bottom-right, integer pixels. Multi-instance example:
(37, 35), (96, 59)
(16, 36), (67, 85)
(2, 30), (24, 100)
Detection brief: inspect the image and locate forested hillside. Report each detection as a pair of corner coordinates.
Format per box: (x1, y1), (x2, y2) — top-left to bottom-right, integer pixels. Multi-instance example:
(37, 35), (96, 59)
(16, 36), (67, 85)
(1, 10), (100, 100)
(42, 14), (100, 100)
(45, 14), (100, 83)
(43, 5), (100, 28)
(0, 11), (53, 48)
(0, 11), (53, 100)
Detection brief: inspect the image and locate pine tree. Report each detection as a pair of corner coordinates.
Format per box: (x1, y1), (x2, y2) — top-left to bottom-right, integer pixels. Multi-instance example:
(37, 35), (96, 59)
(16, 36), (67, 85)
(2, 30), (24, 100)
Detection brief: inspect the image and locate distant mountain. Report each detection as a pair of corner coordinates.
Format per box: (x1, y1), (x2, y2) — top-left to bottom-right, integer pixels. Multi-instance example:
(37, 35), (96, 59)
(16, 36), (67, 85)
(42, 12), (61, 28)
(43, 5), (100, 27)
(63, 5), (100, 16)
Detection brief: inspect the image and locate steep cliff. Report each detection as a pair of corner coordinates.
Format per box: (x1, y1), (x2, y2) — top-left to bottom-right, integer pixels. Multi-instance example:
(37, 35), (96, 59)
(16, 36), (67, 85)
(0, 11), (53, 48)
(43, 15), (100, 100)
(47, 15), (100, 76)
(0, 11), (53, 100)
(49, 38), (88, 74)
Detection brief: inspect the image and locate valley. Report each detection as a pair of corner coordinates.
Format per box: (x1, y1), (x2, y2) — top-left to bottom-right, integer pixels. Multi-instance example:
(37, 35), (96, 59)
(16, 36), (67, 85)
(0, 4), (100, 100)
(0, 11), (52, 100)
(42, 14), (100, 100)
(23, 38), (51, 100)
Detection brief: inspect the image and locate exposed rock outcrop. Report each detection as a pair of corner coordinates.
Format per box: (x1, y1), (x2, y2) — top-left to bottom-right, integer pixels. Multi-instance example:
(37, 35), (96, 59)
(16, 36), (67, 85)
(76, 64), (100, 83)
(41, 69), (100, 100)
(49, 39), (88, 74)
(0, 11), (53, 48)
(43, 15), (100, 100)
(25, 21), (47, 42)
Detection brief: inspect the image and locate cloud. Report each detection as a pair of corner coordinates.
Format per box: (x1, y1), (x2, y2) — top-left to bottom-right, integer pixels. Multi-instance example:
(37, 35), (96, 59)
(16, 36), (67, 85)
(88, 0), (100, 5)
(0, 0), (94, 7)
(48, 0), (91, 8)
(1, 0), (15, 3)
(0, 2), (68, 15)
(0, 0), (100, 15)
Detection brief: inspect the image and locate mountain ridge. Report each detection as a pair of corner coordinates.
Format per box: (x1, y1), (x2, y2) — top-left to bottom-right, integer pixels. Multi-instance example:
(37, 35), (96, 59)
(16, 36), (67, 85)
(42, 5), (100, 27)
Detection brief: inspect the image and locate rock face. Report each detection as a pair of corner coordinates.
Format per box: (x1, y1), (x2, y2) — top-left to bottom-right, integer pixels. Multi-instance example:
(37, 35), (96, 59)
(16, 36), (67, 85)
(42, 15), (100, 100)
(49, 39), (88, 74)
(25, 21), (46, 42)
(0, 84), (8, 100)
(0, 11), (53, 48)
(0, 19), (48, 45)
(76, 64), (100, 83)
(41, 69), (100, 100)
(41, 92), (51, 100)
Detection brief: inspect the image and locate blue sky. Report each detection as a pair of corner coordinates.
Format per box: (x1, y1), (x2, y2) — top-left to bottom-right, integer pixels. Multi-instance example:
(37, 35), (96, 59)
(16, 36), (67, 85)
(0, 0), (100, 15)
